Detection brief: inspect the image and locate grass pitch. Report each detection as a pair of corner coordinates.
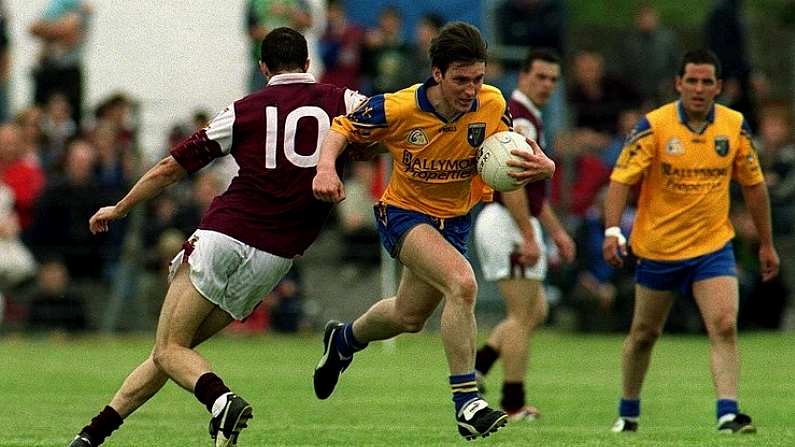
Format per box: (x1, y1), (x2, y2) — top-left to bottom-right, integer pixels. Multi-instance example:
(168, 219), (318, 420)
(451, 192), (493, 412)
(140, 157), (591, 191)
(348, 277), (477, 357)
(0, 329), (793, 446)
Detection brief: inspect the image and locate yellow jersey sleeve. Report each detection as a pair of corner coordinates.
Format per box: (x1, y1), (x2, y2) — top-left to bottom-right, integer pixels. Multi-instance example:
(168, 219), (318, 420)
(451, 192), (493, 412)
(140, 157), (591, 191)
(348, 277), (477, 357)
(330, 94), (393, 144)
(610, 116), (656, 185)
(732, 118), (764, 186)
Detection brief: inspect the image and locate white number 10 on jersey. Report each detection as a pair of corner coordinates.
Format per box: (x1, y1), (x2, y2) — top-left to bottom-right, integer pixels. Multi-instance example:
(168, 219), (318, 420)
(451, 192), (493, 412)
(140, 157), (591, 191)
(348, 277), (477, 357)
(265, 105), (330, 169)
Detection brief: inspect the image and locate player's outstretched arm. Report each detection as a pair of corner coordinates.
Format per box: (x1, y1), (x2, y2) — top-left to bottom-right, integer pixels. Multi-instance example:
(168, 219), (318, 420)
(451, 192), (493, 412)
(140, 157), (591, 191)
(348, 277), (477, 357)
(313, 130), (349, 203)
(89, 155), (187, 234)
(740, 182), (780, 281)
(602, 180), (631, 268)
(506, 138), (555, 184)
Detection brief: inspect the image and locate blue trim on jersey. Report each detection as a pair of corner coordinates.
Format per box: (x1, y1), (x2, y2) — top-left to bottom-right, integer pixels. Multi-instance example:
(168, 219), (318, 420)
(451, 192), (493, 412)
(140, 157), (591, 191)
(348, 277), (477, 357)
(416, 77), (479, 123)
(741, 117), (753, 135)
(635, 242), (736, 295)
(626, 116), (652, 144)
(677, 100), (716, 125)
(348, 95), (387, 127)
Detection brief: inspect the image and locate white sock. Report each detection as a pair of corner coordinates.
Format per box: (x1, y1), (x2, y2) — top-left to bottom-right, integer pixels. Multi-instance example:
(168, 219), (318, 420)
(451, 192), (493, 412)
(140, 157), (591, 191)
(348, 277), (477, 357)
(211, 392), (233, 418)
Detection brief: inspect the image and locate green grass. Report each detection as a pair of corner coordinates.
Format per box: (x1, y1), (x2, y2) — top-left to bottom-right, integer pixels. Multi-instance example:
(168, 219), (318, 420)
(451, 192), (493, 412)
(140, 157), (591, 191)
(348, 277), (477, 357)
(1, 330), (793, 446)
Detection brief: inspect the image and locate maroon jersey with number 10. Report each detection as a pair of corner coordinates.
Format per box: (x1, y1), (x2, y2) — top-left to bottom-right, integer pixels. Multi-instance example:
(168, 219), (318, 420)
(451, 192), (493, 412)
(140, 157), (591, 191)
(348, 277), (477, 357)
(170, 73), (365, 258)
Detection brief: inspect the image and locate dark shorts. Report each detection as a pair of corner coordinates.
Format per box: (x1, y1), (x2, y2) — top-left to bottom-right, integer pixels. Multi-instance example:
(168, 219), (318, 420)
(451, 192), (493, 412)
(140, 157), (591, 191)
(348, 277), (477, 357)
(635, 242), (736, 294)
(374, 203), (471, 258)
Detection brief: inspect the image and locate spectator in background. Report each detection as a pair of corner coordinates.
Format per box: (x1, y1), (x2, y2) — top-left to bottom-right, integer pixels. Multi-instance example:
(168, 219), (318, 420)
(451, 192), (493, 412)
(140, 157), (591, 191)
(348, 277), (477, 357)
(0, 182), (36, 291)
(26, 257), (87, 334)
(337, 160), (381, 272)
(568, 49), (641, 135)
(245, 0), (312, 91)
(0, 122), (46, 232)
(93, 92), (137, 151)
(756, 103), (795, 317)
(92, 122), (134, 192)
(408, 13), (444, 83)
(29, 0), (92, 125)
(28, 138), (110, 280)
(494, 0), (565, 59)
(620, 3), (679, 107)
(493, 0), (566, 139)
(0, 1), (10, 122)
(40, 93), (77, 172)
(705, 0), (756, 128)
(360, 6), (413, 94)
(320, 0), (364, 90)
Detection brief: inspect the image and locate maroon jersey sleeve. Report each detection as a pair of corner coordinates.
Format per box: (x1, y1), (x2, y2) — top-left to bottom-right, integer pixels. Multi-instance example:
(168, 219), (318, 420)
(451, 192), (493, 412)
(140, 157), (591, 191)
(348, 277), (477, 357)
(170, 105), (235, 174)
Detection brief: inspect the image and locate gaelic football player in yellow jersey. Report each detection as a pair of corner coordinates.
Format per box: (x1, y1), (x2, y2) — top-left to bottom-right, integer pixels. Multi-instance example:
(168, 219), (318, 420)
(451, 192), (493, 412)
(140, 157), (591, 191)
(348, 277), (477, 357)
(312, 22), (555, 440)
(603, 49), (779, 434)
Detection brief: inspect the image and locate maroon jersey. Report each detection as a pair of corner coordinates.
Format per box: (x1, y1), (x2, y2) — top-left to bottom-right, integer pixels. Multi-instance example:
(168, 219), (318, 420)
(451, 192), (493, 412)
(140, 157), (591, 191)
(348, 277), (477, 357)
(170, 73), (365, 257)
(494, 89), (547, 217)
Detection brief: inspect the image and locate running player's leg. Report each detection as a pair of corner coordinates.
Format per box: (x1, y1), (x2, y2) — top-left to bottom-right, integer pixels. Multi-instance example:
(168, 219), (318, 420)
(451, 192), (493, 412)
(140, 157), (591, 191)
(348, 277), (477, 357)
(313, 260), (442, 400)
(68, 272), (235, 447)
(491, 278), (546, 420)
(396, 224), (507, 439)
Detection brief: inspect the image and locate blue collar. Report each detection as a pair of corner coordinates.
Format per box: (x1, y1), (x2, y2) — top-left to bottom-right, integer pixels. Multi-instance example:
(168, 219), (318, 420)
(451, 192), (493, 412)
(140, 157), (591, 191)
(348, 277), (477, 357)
(416, 77), (479, 123)
(677, 100), (715, 133)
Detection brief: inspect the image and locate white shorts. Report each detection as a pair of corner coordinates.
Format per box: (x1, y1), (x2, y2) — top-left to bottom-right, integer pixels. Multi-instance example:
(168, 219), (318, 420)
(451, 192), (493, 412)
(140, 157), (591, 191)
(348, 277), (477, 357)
(169, 229), (293, 320)
(474, 203), (547, 282)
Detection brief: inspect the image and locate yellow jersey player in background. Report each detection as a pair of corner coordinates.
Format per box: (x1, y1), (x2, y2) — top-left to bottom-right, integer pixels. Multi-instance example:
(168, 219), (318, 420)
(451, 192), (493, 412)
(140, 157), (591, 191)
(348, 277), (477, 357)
(312, 22), (555, 440)
(603, 49), (779, 434)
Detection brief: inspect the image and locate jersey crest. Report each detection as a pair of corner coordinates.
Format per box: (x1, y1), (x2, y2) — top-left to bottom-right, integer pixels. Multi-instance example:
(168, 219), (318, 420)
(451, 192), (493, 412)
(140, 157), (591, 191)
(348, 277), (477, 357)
(467, 122), (487, 148)
(407, 128), (429, 146)
(666, 137), (685, 155)
(714, 135), (729, 157)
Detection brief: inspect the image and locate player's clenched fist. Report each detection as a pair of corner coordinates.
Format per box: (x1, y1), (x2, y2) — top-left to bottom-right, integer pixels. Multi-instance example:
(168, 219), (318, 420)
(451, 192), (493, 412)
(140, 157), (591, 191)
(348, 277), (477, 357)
(312, 169), (346, 203)
(89, 205), (125, 234)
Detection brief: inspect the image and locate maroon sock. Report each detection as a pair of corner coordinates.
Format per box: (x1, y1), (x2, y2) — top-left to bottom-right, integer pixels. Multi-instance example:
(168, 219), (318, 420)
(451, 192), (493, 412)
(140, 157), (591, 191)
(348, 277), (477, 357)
(500, 382), (526, 413)
(194, 372), (231, 412)
(79, 405), (123, 445)
(475, 344), (500, 375)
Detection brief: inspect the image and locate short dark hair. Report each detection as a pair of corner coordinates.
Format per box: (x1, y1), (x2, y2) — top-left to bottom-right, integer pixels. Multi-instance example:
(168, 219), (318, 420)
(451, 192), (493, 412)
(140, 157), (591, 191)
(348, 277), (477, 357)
(421, 13), (445, 31)
(260, 27), (308, 73)
(678, 49), (722, 79)
(429, 22), (487, 75)
(521, 48), (561, 72)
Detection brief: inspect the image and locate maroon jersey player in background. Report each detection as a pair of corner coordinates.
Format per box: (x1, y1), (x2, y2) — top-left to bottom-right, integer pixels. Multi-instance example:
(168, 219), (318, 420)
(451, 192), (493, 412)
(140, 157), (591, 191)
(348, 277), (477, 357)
(67, 27), (365, 447)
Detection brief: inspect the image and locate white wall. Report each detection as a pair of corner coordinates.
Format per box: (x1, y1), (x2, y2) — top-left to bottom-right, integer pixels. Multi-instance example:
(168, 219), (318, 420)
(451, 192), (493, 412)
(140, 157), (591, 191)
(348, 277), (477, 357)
(8, 0), (248, 162)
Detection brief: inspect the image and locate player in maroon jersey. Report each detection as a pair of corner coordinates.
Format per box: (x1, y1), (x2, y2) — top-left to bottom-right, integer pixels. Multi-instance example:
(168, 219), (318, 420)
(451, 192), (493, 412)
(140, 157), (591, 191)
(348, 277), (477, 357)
(67, 28), (365, 447)
(473, 49), (576, 422)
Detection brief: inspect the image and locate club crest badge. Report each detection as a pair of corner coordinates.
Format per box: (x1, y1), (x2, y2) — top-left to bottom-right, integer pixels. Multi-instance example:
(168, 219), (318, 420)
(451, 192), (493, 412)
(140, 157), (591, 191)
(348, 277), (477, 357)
(406, 128), (429, 146)
(666, 137), (685, 155)
(467, 122), (487, 148)
(714, 136), (730, 157)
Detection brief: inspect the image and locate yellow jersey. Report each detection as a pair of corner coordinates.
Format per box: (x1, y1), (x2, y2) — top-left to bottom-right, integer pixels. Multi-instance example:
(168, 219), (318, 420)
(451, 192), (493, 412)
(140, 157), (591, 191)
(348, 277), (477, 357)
(331, 78), (512, 218)
(611, 101), (763, 260)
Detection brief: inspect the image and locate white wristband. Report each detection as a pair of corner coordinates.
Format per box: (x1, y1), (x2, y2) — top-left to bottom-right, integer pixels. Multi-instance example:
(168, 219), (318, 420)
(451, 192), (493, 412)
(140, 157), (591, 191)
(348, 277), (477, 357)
(604, 226), (626, 246)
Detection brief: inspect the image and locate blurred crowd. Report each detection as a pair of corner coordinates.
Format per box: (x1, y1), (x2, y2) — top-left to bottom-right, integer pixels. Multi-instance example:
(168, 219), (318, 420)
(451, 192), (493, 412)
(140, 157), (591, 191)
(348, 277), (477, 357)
(0, 0), (792, 336)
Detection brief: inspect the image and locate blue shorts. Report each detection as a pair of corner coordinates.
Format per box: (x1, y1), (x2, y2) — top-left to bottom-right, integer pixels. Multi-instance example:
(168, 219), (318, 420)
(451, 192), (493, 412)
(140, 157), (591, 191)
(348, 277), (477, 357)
(635, 242), (736, 294)
(374, 203), (471, 258)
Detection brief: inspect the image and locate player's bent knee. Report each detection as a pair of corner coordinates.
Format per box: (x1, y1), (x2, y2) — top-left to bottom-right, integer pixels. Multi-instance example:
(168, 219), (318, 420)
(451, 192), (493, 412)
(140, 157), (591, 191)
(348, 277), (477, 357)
(629, 325), (662, 349)
(151, 344), (177, 371)
(708, 316), (737, 341)
(398, 314), (427, 333)
(446, 272), (478, 306)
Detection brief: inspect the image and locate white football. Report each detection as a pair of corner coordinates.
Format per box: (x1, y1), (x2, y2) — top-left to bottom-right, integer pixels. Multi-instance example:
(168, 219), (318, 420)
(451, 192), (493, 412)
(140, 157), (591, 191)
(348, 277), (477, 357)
(477, 131), (532, 192)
